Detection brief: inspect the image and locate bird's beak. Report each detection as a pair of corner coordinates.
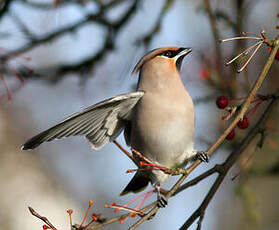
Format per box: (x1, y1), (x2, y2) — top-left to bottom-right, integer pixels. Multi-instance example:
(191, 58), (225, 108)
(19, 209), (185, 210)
(175, 47), (192, 71)
(175, 47), (192, 60)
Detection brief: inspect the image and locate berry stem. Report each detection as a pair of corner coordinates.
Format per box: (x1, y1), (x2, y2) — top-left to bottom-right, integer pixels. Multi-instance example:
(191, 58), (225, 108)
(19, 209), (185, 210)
(225, 40), (263, 66)
(80, 201), (93, 228)
(220, 36), (262, 42)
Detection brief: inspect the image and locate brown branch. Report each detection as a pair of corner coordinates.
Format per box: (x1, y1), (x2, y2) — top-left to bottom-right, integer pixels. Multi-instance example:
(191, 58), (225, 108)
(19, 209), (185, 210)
(173, 164), (222, 196)
(28, 206), (57, 230)
(113, 140), (135, 164)
(179, 93), (279, 230)
(196, 211), (204, 230)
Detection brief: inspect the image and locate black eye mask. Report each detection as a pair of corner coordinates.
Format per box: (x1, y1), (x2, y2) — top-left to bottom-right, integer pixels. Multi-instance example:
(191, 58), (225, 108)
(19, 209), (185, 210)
(159, 48), (187, 71)
(159, 48), (185, 58)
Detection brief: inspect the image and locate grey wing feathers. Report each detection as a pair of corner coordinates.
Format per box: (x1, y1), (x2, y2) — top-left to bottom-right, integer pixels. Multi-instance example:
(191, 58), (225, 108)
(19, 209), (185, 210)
(22, 91), (144, 150)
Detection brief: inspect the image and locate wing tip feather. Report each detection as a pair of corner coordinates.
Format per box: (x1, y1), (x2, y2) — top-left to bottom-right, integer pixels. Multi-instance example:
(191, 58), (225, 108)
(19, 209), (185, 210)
(21, 145), (28, 150)
(21, 142), (35, 150)
(21, 137), (42, 150)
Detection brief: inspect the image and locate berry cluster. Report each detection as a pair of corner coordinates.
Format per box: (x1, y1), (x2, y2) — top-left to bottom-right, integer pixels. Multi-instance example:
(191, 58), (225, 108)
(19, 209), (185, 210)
(216, 96), (229, 109)
(216, 95), (267, 140)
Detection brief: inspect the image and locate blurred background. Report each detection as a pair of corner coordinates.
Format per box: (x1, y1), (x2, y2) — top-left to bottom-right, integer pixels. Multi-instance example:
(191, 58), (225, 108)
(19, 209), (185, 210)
(0, 0), (279, 229)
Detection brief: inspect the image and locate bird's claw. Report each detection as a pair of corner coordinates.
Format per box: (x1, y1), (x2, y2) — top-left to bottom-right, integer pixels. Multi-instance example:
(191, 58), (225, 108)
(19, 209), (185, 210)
(196, 151), (209, 163)
(157, 193), (168, 208)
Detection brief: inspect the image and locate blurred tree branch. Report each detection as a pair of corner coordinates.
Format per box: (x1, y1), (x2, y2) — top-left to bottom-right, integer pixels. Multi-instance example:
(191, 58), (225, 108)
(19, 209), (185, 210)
(135, 0), (174, 48)
(0, 0), (12, 19)
(0, 0), (142, 82)
(0, 0), (179, 83)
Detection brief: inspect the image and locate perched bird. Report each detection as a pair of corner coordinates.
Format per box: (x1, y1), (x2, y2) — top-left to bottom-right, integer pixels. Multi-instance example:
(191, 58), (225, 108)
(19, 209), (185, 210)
(22, 47), (208, 207)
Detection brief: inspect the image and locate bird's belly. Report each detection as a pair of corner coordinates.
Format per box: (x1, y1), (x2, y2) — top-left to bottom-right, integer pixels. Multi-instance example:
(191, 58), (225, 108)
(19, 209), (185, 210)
(145, 123), (193, 167)
(130, 97), (195, 168)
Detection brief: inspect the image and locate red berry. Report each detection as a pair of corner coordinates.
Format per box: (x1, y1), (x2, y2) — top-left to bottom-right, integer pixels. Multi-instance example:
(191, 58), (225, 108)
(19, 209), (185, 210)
(216, 96), (229, 109)
(237, 116), (249, 129)
(89, 200), (93, 206)
(67, 209), (73, 215)
(226, 129), (235, 140)
(199, 68), (210, 80)
(92, 214), (98, 221)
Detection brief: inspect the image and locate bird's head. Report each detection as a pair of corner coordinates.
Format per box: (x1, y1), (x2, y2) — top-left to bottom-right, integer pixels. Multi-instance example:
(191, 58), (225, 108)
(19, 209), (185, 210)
(132, 47), (192, 77)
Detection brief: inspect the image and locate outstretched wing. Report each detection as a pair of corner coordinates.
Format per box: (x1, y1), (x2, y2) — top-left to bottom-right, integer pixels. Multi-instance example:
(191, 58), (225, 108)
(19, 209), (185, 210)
(22, 91), (144, 150)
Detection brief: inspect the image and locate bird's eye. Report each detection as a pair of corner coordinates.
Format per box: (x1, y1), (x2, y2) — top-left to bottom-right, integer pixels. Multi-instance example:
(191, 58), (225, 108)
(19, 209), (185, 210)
(162, 51), (172, 57)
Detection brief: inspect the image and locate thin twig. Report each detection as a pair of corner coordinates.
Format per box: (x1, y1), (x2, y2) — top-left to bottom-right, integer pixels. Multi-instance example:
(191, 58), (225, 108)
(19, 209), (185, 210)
(225, 40), (263, 66)
(28, 206), (57, 230)
(242, 31), (261, 38)
(131, 148), (154, 165)
(105, 203), (145, 217)
(237, 42), (263, 72)
(220, 36), (262, 42)
(113, 140), (135, 164)
(173, 164), (221, 196)
(196, 211), (204, 230)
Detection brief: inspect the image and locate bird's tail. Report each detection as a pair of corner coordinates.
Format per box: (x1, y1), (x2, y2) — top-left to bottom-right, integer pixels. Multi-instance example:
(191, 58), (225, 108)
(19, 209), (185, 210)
(120, 173), (150, 196)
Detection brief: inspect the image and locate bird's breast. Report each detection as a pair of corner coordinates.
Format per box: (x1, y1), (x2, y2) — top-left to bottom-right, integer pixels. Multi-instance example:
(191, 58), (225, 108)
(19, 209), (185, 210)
(130, 90), (195, 168)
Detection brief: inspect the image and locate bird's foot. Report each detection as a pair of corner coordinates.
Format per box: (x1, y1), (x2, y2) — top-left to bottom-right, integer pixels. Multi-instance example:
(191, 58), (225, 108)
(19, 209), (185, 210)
(157, 193), (168, 208)
(155, 184), (168, 208)
(195, 151), (209, 163)
(131, 148), (192, 175)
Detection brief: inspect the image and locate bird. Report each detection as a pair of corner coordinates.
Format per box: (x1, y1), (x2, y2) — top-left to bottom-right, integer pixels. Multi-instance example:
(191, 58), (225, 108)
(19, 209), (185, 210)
(22, 47), (208, 207)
